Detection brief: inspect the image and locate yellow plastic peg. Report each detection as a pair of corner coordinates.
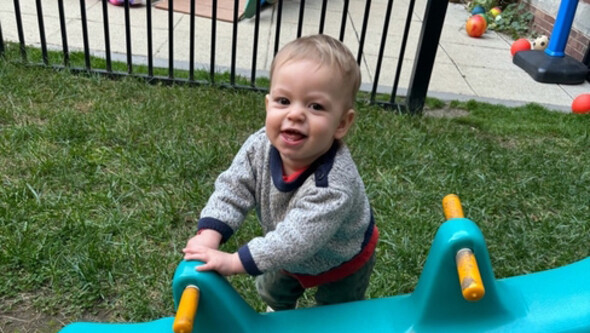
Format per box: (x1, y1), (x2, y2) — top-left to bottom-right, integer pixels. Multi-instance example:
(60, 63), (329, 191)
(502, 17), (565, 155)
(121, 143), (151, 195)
(443, 194), (464, 220)
(456, 248), (485, 301)
(442, 194), (484, 301)
(173, 285), (200, 333)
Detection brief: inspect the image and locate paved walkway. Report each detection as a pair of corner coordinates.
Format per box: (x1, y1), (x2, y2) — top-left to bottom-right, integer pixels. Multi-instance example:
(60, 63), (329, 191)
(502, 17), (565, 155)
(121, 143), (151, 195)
(1, 0), (588, 111)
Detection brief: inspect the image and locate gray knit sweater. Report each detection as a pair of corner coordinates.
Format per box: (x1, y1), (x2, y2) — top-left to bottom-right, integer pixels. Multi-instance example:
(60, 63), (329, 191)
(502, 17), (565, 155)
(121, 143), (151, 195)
(198, 128), (375, 278)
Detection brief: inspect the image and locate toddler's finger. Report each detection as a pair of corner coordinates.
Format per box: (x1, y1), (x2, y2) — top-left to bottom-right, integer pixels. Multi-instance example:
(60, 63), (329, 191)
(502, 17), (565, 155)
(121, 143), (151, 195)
(183, 252), (203, 260)
(196, 263), (213, 272)
(183, 244), (205, 253)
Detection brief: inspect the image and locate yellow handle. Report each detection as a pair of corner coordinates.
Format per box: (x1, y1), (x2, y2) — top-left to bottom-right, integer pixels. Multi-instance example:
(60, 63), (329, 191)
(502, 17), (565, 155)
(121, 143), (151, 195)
(456, 248), (485, 301)
(173, 285), (200, 333)
(442, 194), (464, 220)
(442, 194), (484, 301)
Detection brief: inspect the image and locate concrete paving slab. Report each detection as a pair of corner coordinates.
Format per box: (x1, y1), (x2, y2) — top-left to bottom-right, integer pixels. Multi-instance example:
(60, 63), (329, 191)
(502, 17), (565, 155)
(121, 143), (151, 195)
(86, 2), (180, 30)
(361, 42), (453, 82)
(53, 17), (171, 58)
(270, 8), (348, 36)
(440, 26), (513, 50)
(400, 66), (470, 97)
(437, 2), (469, 28)
(0, 11), (46, 46)
(362, 53), (473, 95)
(460, 65), (576, 107)
(560, 81), (590, 100)
(346, 0), (418, 24)
(441, 42), (516, 70)
(355, 23), (423, 59)
(428, 61), (475, 95)
(4, 0), (92, 20)
(258, 20), (358, 54)
(166, 16), (274, 72)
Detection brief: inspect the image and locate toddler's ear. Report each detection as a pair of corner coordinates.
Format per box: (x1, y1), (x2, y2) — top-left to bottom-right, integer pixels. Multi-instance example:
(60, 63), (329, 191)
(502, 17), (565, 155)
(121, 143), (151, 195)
(334, 109), (355, 140)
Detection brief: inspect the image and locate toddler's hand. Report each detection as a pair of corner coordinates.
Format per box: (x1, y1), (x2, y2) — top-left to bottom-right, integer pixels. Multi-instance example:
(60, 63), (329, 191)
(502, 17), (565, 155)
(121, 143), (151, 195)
(183, 229), (222, 255)
(184, 246), (245, 276)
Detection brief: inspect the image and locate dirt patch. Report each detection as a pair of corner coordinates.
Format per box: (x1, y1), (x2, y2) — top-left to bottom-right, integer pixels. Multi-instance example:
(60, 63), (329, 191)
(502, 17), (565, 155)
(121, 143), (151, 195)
(423, 107), (470, 118)
(1, 312), (65, 333)
(0, 310), (114, 333)
(1, 295), (111, 333)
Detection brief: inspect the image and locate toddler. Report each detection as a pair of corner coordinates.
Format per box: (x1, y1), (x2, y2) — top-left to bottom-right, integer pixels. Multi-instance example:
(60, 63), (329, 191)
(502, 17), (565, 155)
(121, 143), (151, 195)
(183, 34), (378, 311)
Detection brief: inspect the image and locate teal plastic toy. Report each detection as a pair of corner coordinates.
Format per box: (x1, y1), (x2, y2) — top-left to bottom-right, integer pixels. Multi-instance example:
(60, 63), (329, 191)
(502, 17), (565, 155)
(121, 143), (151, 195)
(60, 195), (590, 332)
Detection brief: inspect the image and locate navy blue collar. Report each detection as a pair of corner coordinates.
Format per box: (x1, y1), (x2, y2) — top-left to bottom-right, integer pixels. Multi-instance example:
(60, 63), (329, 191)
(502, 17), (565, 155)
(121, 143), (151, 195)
(270, 141), (339, 192)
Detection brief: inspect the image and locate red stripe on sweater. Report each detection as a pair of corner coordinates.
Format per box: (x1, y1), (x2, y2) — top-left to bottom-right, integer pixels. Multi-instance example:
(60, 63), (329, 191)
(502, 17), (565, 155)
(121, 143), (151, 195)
(286, 226), (379, 288)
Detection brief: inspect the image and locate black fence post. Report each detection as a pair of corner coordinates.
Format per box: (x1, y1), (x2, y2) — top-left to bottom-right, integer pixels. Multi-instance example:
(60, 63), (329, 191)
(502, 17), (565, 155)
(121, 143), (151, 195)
(13, 0), (27, 61)
(406, 0), (450, 114)
(35, 0), (48, 65)
(58, 0), (70, 67)
(0, 22), (4, 58)
(79, 0), (91, 70)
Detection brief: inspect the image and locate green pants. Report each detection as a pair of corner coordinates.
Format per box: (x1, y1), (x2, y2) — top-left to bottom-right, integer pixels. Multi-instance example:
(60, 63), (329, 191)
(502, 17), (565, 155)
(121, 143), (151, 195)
(255, 253), (376, 310)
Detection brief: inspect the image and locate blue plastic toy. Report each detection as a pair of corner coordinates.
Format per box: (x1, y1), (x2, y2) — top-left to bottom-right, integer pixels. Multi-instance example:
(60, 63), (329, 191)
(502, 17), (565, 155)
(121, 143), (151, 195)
(60, 195), (590, 332)
(513, 0), (588, 84)
(471, 5), (485, 15)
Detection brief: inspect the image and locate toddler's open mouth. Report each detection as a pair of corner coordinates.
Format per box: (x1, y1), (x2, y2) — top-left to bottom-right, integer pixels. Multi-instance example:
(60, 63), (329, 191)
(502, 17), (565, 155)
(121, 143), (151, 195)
(281, 129), (307, 144)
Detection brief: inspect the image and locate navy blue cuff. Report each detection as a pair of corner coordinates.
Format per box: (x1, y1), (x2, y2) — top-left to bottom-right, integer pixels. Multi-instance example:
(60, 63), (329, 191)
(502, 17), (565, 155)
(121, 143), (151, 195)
(197, 217), (234, 244)
(238, 245), (263, 276)
(361, 210), (375, 248)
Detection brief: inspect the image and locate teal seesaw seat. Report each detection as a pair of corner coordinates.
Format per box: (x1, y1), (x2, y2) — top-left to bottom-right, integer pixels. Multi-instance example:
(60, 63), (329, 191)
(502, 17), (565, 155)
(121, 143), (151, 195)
(60, 196), (590, 332)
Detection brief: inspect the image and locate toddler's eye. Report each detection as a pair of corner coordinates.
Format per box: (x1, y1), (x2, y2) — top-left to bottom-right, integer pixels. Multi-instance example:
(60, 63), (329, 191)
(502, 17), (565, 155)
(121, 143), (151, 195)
(310, 103), (324, 111)
(276, 97), (290, 105)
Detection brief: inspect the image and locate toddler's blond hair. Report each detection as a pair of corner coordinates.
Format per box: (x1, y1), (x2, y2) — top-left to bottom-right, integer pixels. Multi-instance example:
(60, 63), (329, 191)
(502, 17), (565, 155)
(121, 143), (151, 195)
(270, 34), (361, 109)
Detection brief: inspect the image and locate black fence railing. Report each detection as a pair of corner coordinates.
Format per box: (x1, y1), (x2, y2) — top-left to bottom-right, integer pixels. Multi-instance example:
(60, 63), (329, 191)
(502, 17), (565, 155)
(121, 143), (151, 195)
(0, 0), (450, 114)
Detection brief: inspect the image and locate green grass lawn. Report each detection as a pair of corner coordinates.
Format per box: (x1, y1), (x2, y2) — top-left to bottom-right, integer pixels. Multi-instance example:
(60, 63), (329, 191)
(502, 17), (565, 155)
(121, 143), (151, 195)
(1, 59), (589, 332)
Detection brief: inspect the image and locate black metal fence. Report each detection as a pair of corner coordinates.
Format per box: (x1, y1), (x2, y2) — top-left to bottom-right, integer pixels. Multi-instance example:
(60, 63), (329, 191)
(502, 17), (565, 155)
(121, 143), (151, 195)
(0, 0), (450, 113)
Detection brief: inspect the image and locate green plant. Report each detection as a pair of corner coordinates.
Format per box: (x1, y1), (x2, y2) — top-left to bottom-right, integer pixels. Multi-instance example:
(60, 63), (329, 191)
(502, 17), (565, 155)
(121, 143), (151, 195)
(495, 0), (519, 8)
(467, 0), (519, 12)
(488, 3), (534, 39)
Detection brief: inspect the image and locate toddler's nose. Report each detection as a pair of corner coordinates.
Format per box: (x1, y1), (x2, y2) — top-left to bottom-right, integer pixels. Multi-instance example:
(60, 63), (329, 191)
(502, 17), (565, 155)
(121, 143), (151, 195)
(286, 105), (306, 121)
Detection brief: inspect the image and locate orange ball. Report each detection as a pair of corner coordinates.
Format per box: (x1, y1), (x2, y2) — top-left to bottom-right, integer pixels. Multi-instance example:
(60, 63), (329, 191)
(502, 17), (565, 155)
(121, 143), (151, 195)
(572, 94), (590, 114)
(510, 38), (531, 56)
(466, 15), (487, 38)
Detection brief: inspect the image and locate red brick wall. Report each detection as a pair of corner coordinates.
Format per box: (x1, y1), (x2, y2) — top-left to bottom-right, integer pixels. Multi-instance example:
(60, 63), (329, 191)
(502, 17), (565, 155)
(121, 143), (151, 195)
(526, 4), (589, 62)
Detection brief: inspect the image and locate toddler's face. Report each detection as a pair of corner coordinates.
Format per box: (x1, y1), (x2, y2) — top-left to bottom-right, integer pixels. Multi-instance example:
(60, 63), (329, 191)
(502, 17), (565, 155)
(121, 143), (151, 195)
(265, 59), (354, 175)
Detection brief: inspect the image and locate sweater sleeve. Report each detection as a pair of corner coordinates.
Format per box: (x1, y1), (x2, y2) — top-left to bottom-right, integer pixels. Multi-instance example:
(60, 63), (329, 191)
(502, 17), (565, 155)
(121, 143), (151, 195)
(197, 133), (261, 243)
